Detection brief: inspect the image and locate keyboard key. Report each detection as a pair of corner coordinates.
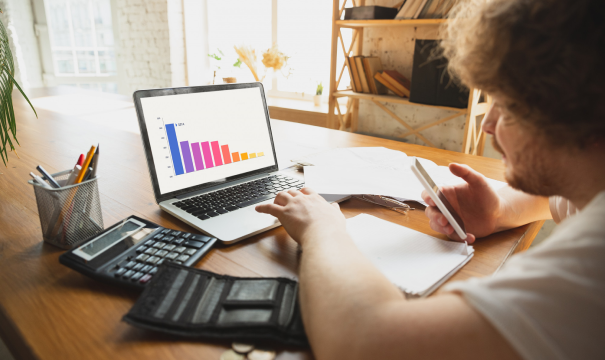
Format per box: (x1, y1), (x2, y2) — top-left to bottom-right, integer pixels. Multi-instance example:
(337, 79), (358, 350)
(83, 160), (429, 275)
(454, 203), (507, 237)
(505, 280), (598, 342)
(133, 263), (145, 271)
(131, 272), (144, 281)
(176, 254), (190, 262)
(185, 248), (197, 256)
(115, 268), (127, 277)
(153, 242), (166, 249)
(135, 254), (150, 262)
(166, 252), (179, 260)
(144, 248), (158, 255)
(173, 238), (185, 245)
(163, 244), (176, 251)
(156, 250), (169, 257)
(124, 261), (136, 269)
(216, 208), (228, 214)
(181, 233), (192, 239)
(141, 265), (153, 273)
(139, 274), (153, 284)
(146, 256), (161, 264)
(236, 194), (275, 208)
(163, 236), (175, 242)
(197, 214), (210, 220)
(171, 230), (182, 236)
(136, 246), (147, 254)
(161, 229), (171, 234)
(153, 234), (164, 240)
(206, 211), (219, 217)
(225, 205), (239, 211)
(123, 270), (135, 279)
(184, 240), (205, 249)
(145, 239), (156, 246)
(174, 246), (187, 253)
(149, 267), (158, 275)
(191, 234), (212, 242)
(156, 259), (165, 266)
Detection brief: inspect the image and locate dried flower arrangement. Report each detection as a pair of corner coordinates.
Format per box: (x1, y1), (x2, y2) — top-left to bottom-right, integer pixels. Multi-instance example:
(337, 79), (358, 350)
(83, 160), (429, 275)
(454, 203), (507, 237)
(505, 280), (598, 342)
(234, 44), (291, 82)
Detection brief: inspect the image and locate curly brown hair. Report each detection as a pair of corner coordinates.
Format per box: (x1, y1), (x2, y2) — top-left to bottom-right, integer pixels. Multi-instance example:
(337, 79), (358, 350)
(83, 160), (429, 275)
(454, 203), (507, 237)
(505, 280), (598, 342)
(440, 0), (605, 148)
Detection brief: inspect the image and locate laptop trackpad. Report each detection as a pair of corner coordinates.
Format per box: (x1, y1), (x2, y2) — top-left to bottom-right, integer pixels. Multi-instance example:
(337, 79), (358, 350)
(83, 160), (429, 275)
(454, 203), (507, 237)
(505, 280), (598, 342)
(200, 199), (280, 242)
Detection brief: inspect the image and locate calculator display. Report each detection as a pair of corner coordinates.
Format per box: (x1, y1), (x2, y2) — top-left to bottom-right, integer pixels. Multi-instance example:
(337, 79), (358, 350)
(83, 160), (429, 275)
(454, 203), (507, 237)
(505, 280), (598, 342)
(76, 220), (145, 260)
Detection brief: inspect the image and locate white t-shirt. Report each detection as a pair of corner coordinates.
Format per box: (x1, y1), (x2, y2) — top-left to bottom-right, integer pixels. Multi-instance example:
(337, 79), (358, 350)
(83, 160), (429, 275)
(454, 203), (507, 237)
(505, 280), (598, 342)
(444, 191), (605, 360)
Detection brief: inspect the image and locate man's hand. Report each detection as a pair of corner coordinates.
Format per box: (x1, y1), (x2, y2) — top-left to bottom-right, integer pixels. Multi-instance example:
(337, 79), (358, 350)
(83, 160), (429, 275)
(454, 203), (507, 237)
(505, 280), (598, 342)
(255, 187), (347, 245)
(422, 163), (503, 243)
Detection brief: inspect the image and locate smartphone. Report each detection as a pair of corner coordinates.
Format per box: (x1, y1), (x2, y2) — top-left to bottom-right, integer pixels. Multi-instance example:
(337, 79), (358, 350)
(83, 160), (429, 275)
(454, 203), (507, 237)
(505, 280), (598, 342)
(410, 158), (467, 240)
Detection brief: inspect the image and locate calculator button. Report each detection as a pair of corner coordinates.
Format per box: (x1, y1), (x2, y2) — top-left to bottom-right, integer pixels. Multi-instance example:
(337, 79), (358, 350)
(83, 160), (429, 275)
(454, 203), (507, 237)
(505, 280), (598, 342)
(173, 238), (184, 245)
(171, 230), (182, 236)
(163, 236), (175, 242)
(115, 268), (127, 277)
(166, 252), (179, 260)
(153, 242), (166, 249)
(181, 233), (192, 239)
(156, 250), (169, 257)
(163, 244), (176, 251)
(174, 261), (183, 265)
(136, 246), (147, 254)
(153, 234), (164, 240)
(174, 246), (187, 253)
(139, 274), (153, 284)
(144, 239), (156, 246)
(146, 256), (161, 264)
(192, 235), (212, 242)
(141, 265), (153, 273)
(144, 248), (158, 255)
(176, 255), (190, 262)
(184, 248), (197, 256)
(184, 240), (205, 249)
(156, 259), (165, 266)
(149, 267), (158, 275)
(133, 263), (145, 271)
(131, 272), (144, 281)
(135, 254), (150, 262)
(124, 261), (136, 269)
(123, 270), (135, 278)
(161, 229), (171, 234)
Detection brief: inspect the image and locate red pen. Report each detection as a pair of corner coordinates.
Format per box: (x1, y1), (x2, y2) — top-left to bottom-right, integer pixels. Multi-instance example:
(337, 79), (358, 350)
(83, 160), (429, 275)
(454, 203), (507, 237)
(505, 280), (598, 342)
(77, 154), (84, 166)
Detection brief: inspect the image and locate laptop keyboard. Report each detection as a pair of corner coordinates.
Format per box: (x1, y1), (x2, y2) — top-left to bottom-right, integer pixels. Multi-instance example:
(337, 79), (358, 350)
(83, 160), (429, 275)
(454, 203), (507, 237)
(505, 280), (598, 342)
(172, 174), (304, 220)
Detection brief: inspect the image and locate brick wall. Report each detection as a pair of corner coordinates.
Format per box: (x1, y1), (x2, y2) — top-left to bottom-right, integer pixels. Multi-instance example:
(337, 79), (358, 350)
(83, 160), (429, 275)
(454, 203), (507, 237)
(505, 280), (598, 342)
(0, 0), (44, 89)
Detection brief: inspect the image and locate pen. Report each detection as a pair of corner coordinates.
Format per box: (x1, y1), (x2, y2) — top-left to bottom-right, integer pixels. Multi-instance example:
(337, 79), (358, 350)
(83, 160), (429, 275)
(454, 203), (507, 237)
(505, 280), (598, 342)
(29, 172), (52, 189)
(36, 165), (61, 188)
(82, 167), (93, 182)
(90, 145), (100, 178)
(75, 145), (96, 184)
(66, 165), (82, 185)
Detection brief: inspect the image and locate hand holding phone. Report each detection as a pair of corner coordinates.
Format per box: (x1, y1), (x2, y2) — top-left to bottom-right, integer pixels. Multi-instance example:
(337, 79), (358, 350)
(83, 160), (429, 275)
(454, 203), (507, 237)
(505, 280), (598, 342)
(411, 158), (467, 240)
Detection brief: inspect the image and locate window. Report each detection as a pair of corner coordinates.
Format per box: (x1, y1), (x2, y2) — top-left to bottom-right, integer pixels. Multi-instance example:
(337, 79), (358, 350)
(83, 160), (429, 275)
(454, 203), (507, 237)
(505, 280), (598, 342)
(43, 0), (118, 91)
(206, 0), (333, 100)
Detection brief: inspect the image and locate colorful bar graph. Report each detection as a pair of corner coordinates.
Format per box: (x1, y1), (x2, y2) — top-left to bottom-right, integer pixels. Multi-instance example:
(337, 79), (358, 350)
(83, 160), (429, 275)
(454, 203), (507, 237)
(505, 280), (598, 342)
(241, 152), (249, 160)
(221, 145), (232, 164)
(211, 141), (223, 166)
(232, 152), (240, 162)
(201, 141), (214, 168)
(258, 152), (264, 157)
(180, 141), (194, 173)
(165, 124), (184, 175)
(191, 142), (204, 170)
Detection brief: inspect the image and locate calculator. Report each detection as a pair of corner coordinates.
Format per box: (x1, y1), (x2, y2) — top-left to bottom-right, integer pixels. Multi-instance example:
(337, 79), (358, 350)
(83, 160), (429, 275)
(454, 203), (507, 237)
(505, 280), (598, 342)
(59, 215), (217, 290)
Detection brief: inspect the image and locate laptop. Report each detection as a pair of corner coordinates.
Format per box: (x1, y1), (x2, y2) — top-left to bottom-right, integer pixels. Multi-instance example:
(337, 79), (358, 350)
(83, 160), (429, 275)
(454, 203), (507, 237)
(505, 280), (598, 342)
(133, 82), (349, 244)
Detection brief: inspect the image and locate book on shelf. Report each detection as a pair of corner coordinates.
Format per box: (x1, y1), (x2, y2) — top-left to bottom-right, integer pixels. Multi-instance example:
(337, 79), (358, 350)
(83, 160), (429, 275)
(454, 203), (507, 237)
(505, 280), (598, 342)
(374, 72), (406, 97)
(396, 0), (458, 19)
(354, 56), (371, 94)
(362, 57), (388, 95)
(382, 70), (411, 97)
(345, 57), (360, 92)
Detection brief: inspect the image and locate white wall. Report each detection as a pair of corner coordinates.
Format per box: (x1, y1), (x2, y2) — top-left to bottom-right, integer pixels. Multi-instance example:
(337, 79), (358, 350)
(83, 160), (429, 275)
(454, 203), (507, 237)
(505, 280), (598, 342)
(0, 0), (44, 89)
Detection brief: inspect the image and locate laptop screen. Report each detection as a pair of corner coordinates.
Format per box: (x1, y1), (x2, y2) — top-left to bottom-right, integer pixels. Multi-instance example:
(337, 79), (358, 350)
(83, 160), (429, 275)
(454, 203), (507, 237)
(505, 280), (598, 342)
(138, 85), (277, 196)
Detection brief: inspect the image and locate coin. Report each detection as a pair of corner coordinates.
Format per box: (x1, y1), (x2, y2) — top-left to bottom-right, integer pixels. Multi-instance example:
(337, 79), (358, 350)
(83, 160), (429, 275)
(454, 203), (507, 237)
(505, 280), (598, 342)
(247, 349), (276, 360)
(231, 342), (254, 354)
(219, 349), (245, 360)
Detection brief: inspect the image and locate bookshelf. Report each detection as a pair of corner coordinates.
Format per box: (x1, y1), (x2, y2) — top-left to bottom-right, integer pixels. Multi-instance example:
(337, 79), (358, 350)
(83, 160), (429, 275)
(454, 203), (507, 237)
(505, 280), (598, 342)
(327, 0), (490, 155)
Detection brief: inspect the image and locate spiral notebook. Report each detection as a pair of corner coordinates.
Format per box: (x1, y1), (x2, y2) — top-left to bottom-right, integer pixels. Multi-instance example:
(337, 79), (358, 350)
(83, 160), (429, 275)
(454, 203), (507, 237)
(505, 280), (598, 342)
(346, 214), (473, 298)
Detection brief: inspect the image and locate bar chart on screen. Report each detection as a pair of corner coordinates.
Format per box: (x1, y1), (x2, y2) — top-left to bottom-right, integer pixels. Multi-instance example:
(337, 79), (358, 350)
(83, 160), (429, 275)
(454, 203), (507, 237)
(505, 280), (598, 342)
(163, 122), (266, 177)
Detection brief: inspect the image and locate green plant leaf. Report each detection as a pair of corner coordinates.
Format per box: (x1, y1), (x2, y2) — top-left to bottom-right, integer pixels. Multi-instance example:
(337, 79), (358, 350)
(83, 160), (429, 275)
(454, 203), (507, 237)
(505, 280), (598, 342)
(233, 58), (242, 68)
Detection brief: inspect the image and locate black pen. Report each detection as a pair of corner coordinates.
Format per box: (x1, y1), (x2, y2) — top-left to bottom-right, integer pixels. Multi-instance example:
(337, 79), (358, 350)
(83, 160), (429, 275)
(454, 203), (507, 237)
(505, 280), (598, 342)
(36, 165), (61, 188)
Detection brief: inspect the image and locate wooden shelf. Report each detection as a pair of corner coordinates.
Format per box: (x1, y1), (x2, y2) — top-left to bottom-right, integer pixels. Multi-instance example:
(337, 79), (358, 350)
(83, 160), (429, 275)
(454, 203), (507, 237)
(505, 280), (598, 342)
(336, 19), (447, 28)
(333, 90), (467, 112)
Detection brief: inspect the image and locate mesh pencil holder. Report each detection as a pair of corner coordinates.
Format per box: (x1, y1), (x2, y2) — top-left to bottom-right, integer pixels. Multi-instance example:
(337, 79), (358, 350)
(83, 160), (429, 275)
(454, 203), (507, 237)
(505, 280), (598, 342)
(28, 169), (104, 249)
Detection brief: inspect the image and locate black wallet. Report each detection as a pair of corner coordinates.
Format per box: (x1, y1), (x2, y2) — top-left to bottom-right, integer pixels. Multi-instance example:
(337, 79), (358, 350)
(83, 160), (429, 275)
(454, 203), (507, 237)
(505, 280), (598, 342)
(122, 262), (308, 347)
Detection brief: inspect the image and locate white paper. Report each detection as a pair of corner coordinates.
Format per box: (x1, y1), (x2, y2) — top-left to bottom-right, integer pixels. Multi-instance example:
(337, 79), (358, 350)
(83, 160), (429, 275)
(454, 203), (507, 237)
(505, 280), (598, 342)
(347, 214), (473, 295)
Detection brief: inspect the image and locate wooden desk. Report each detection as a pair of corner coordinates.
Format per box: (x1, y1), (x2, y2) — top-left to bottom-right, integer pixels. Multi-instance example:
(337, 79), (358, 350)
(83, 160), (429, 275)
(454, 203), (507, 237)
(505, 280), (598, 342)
(0, 88), (542, 360)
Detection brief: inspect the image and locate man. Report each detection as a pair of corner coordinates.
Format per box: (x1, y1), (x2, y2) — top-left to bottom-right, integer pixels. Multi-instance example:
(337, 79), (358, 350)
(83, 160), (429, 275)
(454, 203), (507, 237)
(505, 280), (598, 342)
(256, 0), (605, 359)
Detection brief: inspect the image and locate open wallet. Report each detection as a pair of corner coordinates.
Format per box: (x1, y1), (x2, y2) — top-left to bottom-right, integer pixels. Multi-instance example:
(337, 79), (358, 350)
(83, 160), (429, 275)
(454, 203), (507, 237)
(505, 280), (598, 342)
(122, 262), (308, 347)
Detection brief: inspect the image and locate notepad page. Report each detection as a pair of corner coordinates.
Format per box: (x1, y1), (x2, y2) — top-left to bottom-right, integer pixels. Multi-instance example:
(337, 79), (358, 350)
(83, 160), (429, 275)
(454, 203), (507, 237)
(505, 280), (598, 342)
(346, 214), (473, 295)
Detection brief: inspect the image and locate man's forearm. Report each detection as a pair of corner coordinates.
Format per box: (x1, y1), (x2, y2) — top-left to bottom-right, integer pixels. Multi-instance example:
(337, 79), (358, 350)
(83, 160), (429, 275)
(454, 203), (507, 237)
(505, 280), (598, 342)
(495, 186), (551, 232)
(298, 228), (405, 360)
